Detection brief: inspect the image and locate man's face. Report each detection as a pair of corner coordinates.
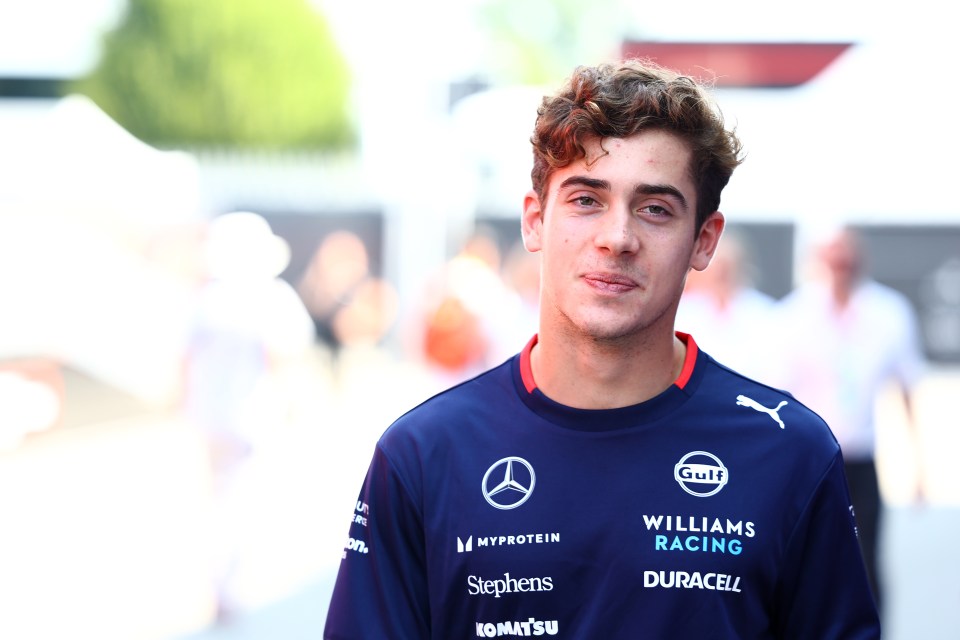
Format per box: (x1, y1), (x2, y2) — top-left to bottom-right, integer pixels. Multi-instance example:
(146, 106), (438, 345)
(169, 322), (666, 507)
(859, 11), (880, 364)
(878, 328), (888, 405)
(819, 229), (863, 290)
(522, 129), (723, 344)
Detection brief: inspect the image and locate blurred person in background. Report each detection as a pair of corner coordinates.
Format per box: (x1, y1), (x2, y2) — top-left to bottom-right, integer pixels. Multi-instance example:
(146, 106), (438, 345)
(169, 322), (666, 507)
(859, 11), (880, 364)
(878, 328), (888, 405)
(297, 230), (397, 380)
(417, 227), (518, 387)
(324, 60), (879, 638)
(181, 211), (315, 624)
(774, 223), (927, 616)
(676, 230), (778, 382)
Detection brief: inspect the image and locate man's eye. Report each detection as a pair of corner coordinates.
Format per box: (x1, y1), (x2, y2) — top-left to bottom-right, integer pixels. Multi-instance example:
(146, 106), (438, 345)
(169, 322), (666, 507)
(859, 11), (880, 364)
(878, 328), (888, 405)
(641, 204), (671, 216)
(575, 196), (597, 206)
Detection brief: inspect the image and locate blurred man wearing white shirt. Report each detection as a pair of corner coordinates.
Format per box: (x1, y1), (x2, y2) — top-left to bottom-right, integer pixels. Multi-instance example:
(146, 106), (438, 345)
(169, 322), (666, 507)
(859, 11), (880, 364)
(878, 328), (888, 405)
(775, 224), (927, 615)
(676, 230), (778, 383)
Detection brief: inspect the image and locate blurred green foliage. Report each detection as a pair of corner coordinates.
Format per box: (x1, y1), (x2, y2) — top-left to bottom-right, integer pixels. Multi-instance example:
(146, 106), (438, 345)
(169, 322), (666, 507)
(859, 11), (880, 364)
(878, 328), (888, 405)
(72, 0), (353, 150)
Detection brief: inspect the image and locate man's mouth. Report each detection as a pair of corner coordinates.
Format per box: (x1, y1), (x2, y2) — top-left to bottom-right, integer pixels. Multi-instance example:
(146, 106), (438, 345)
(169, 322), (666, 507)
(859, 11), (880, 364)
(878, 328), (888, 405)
(582, 272), (639, 293)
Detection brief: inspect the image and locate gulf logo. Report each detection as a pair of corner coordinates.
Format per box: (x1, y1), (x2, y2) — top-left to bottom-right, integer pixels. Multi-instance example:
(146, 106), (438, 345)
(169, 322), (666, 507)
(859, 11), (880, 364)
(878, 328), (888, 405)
(674, 451), (728, 497)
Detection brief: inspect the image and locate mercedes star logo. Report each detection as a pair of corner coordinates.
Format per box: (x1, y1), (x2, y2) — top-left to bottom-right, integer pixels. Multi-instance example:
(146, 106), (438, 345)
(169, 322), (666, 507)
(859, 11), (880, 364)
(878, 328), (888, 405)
(482, 456), (536, 510)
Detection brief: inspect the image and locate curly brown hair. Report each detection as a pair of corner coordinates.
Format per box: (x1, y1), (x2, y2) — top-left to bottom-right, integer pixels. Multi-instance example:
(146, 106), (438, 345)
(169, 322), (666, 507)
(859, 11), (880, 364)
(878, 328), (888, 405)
(530, 59), (744, 231)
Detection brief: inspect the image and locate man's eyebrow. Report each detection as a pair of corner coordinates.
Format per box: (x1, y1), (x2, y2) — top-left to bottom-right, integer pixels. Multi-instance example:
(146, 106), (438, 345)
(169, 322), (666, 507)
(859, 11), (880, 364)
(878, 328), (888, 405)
(557, 176), (610, 192)
(636, 183), (688, 211)
(557, 176), (690, 211)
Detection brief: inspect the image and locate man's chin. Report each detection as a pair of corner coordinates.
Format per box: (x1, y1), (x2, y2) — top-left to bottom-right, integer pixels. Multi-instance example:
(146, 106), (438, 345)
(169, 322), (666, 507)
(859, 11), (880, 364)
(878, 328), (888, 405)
(578, 322), (645, 345)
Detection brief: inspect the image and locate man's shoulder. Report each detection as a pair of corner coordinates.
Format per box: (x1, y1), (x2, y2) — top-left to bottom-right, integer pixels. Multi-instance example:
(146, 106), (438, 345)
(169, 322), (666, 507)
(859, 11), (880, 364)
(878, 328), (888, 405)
(379, 359), (516, 446)
(775, 282), (825, 312)
(858, 279), (914, 311)
(697, 358), (839, 451)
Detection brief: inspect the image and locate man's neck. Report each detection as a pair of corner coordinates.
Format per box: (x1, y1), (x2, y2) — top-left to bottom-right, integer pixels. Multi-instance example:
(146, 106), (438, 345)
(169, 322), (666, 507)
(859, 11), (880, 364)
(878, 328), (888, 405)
(829, 276), (861, 311)
(530, 328), (685, 410)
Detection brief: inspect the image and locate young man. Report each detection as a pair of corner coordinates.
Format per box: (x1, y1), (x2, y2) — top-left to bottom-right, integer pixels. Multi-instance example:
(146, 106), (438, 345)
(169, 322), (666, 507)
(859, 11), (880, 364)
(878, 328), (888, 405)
(324, 60), (880, 639)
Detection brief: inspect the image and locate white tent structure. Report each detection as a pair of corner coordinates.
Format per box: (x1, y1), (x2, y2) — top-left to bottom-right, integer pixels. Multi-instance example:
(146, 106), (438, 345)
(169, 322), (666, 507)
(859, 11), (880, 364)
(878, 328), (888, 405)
(0, 94), (203, 404)
(0, 94), (201, 228)
(715, 39), (960, 227)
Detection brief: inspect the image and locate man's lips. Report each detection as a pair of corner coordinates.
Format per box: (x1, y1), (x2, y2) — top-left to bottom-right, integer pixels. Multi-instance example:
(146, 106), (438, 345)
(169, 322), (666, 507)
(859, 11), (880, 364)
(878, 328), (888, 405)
(582, 272), (639, 293)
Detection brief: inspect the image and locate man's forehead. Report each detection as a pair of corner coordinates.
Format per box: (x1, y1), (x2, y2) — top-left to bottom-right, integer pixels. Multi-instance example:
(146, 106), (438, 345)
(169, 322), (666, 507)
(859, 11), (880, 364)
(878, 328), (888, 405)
(550, 134), (695, 189)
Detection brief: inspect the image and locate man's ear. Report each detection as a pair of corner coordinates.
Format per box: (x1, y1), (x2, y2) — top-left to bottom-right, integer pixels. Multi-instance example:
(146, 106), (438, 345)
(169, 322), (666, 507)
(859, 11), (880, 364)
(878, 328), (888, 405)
(690, 211), (725, 272)
(521, 190), (544, 252)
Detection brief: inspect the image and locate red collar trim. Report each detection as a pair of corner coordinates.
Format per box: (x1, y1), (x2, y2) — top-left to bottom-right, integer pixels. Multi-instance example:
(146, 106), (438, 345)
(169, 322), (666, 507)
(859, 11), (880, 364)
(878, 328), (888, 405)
(519, 334), (539, 393)
(673, 332), (698, 390)
(519, 332), (699, 394)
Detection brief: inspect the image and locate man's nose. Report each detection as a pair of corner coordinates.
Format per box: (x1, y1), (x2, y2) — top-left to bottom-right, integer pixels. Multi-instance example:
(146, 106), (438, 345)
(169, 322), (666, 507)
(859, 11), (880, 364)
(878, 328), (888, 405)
(594, 206), (640, 255)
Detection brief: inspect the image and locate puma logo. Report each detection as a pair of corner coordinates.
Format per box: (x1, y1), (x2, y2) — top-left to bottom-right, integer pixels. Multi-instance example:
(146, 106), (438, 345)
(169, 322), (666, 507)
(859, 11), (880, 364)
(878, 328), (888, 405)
(736, 395), (788, 429)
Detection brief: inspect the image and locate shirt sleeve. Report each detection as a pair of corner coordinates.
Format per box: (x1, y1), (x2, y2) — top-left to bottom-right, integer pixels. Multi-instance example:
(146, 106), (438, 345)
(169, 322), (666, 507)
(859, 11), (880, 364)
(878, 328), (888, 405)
(772, 452), (881, 639)
(891, 295), (927, 389)
(324, 443), (431, 639)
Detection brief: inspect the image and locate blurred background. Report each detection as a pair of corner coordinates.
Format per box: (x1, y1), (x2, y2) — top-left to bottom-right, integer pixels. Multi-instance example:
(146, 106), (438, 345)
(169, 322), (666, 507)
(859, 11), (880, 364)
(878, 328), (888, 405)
(0, 0), (958, 638)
